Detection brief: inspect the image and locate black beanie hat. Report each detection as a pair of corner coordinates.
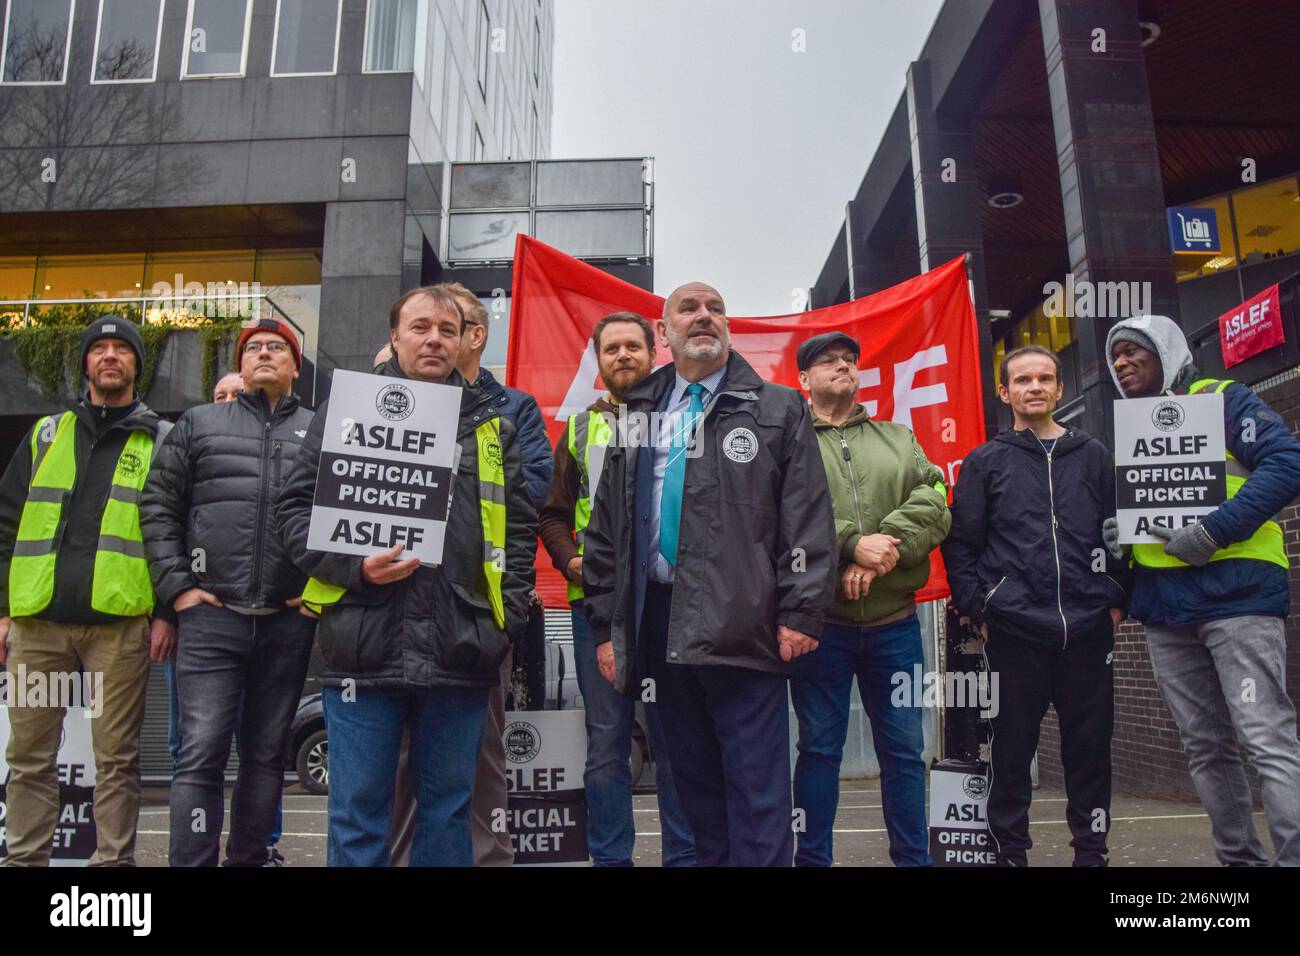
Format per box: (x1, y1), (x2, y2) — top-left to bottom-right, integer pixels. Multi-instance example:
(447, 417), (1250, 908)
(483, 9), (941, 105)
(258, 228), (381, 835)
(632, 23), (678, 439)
(80, 315), (145, 377)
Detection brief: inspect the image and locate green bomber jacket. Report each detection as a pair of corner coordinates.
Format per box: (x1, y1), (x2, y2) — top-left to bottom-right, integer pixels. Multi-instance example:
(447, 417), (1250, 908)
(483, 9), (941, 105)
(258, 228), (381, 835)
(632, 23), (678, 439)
(813, 403), (951, 624)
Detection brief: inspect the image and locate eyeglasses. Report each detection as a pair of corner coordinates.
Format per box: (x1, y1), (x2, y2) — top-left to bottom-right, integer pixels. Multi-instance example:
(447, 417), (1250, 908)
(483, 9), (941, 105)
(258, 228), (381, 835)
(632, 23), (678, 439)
(243, 340), (290, 355)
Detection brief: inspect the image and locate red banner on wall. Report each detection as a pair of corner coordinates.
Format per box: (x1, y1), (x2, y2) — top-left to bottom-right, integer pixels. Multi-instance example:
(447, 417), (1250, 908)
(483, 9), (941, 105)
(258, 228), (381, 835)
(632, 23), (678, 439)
(1219, 283), (1284, 368)
(506, 235), (986, 608)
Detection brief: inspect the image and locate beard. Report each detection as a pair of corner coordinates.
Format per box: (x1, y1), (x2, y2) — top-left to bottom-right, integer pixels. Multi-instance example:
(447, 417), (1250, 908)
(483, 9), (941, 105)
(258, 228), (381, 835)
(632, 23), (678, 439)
(89, 369), (133, 401)
(665, 322), (728, 361)
(602, 365), (644, 399)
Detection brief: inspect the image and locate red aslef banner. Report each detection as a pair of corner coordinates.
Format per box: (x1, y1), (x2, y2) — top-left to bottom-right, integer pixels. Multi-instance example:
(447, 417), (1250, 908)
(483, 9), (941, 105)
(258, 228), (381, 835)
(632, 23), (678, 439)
(1219, 283), (1284, 368)
(506, 235), (986, 609)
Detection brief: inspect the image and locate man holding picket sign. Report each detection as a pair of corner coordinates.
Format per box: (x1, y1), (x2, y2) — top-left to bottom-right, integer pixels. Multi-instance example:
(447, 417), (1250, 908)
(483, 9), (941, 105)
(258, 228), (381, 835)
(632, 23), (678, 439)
(1105, 314), (1300, 867)
(276, 285), (536, 867)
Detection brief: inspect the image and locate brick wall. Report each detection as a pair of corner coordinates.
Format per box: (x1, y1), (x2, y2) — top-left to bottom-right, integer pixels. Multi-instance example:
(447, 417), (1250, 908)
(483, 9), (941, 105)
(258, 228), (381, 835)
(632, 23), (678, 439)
(1037, 375), (1300, 799)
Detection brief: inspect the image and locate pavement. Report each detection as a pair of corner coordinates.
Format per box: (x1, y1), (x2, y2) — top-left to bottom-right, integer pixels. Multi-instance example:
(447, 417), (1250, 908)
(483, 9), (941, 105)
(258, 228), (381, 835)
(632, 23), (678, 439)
(133, 778), (1242, 866)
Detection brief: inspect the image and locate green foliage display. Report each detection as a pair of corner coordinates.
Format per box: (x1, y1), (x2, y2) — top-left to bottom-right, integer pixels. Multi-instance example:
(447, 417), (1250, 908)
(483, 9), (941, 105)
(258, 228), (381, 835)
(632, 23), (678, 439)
(1, 299), (244, 401)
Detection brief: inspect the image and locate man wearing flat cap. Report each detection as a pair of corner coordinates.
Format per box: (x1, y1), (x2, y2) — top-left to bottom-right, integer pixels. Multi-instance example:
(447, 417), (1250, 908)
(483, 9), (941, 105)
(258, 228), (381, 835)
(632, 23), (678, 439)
(791, 331), (951, 866)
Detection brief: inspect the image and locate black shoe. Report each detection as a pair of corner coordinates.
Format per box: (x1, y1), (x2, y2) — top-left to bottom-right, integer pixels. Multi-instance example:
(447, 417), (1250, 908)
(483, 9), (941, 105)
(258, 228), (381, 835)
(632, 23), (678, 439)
(265, 846), (285, 867)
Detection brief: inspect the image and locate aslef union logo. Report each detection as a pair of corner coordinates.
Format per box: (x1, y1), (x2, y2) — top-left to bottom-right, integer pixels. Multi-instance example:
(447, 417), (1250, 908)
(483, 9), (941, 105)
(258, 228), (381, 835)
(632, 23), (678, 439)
(961, 774), (988, 801)
(1152, 400), (1185, 432)
(376, 383), (415, 421)
(723, 427), (758, 463)
(117, 450), (143, 478)
(504, 720), (541, 763)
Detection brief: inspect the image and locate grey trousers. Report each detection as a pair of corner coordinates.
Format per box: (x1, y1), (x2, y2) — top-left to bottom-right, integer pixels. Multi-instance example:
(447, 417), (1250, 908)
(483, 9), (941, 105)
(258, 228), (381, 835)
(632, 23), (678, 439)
(1146, 615), (1300, 866)
(388, 653), (514, 867)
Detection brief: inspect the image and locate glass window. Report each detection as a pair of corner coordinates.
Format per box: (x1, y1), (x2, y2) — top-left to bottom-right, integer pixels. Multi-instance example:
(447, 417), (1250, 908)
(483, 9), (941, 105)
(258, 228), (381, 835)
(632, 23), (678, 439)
(272, 0), (341, 76)
(1233, 176), (1300, 266)
(536, 160), (644, 206)
(428, 11), (447, 131)
(478, 293), (509, 368)
(255, 249), (322, 285)
(451, 162), (531, 208)
(445, 72), (461, 162)
(183, 0), (252, 78)
(448, 212), (530, 261)
(535, 210), (644, 258)
(143, 250), (256, 293)
(364, 0), (419, 72)
(1, 0), (74, 83)
(411, 0), (427, 86)
(34, 254), (148, 300)
(476, 0), (489, 95)
(458, 94), (472, 161)
(492, 80), (504, 154)
(0, 257), (37, 301)
(93, 0), (164, 83)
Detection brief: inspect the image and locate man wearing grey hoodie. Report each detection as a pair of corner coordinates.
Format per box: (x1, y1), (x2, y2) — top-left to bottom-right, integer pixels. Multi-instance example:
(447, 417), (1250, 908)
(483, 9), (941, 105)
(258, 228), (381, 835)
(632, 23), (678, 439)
(1104, 314), (1300, 866)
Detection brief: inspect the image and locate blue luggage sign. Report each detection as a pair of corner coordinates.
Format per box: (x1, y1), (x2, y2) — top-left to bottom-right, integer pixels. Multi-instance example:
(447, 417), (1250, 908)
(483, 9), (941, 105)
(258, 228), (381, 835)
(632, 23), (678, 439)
(1167, 206), (1220, 254)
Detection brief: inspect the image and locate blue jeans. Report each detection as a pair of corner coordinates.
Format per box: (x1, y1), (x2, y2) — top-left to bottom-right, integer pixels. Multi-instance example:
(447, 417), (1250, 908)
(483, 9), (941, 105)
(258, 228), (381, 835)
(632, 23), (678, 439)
(168, 605), (313, 867)
(791, 615), (931, 866)
(166, 657), (284, 846)
(164, 658), (181, 769)
(571, 603), (695, 866)
(323, 683), (488, 867)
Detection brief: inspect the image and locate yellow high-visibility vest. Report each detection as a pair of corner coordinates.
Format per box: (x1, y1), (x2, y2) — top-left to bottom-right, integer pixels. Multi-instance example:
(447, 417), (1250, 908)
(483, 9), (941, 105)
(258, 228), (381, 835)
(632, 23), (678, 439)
(1132, 379), (1288, 571)
(301, 418), (508, 629)
(9, 411), (156, 618)
(566, 409), (613, 602)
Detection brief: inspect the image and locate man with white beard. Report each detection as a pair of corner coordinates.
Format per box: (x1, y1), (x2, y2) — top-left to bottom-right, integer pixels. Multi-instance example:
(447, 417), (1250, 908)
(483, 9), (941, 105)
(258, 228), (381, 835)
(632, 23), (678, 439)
(582, 282), (835, 866)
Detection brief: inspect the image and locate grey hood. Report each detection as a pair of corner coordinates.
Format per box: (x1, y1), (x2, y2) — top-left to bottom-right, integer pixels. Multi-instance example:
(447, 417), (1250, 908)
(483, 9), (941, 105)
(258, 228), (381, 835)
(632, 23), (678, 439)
(1105, 314), (1195, 396)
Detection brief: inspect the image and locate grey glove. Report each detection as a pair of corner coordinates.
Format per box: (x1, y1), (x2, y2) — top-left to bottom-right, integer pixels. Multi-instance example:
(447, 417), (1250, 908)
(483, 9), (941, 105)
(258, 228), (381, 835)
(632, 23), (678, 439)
(1101, 517), (1129, 563)
(1149, 521), (1220, 567)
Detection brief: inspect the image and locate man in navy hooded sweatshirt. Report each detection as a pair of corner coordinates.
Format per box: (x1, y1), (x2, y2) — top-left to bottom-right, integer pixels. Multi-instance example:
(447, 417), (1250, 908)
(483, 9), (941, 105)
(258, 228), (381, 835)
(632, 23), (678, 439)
(1105, 313), (1300, 867)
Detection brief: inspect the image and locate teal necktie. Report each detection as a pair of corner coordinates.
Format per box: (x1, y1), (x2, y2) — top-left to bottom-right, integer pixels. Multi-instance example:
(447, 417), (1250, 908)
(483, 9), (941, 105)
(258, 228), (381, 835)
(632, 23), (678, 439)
(659, 382), (705, 567)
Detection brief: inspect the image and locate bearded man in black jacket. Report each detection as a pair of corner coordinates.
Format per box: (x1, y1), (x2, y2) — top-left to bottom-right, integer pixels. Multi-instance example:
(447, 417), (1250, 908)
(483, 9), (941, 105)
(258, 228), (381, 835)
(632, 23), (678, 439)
(141, 318), (315, 867)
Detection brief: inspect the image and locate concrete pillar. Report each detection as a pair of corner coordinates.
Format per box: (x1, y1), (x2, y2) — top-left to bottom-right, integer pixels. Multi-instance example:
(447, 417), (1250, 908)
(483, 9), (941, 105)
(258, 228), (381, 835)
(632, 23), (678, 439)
(318, 200), (406, 385)
(1038, 0), (1178, 442)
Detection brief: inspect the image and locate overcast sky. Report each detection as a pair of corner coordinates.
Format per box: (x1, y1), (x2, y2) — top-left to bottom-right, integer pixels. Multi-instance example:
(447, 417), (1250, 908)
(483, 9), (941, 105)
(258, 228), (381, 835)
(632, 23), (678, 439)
(550, 0), (945, 316)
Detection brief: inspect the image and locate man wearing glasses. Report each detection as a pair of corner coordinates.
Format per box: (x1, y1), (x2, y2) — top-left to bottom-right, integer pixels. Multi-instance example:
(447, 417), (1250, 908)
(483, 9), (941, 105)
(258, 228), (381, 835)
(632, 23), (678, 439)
(791, 332), (951, 866)
(141, 318), (317, 866)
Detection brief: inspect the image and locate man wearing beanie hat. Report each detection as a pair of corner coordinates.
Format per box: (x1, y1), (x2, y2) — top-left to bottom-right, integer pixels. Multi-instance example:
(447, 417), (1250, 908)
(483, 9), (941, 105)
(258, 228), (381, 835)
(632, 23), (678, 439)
(0, 315), (175, 866)
(1106, 313), (1300, 866)
(140, 317), (315, 866)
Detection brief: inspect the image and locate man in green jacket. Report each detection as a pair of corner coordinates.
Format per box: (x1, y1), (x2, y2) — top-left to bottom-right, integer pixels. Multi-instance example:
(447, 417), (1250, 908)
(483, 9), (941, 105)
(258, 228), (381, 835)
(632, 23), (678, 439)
(792, 331), (951, 866)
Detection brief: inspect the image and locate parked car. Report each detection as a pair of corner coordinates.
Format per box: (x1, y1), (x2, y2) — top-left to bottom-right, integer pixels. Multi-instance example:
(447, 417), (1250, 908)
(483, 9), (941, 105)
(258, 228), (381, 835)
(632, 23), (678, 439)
(289, 693), (328, 795)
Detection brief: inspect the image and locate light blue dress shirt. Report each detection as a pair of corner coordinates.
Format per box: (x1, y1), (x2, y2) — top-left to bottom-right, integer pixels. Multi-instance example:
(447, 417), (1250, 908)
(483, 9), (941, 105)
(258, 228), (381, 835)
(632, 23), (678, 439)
(648, 365), (727, 583)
